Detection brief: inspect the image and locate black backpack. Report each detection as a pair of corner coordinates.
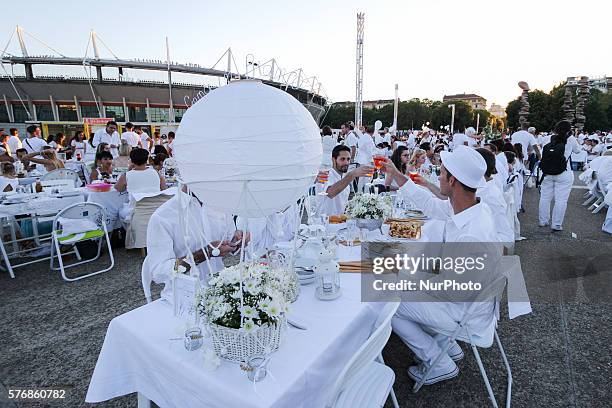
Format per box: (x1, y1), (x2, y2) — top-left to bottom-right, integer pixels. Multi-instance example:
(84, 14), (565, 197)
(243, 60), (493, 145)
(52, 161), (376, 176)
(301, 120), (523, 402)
(539, 141), (568, 176)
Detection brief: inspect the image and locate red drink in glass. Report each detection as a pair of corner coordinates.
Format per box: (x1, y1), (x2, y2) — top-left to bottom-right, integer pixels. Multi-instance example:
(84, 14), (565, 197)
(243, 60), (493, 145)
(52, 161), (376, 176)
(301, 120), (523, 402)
(409, 171), (419, 181)
(373, 155), (385, 170)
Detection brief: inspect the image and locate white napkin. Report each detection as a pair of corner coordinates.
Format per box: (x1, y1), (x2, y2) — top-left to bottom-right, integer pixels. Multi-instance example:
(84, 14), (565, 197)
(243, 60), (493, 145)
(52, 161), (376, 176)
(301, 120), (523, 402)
(58, 217), (98, 235)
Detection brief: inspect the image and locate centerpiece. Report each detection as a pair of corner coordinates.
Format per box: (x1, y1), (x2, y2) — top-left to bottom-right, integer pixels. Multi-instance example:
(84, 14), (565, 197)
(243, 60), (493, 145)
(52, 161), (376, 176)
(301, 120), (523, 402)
(197, 261), (290, 363)
(344, 193), (393, 231)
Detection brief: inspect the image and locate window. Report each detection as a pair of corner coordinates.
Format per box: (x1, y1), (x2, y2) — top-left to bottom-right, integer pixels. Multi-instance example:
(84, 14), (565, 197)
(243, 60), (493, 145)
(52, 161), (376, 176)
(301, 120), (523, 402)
(174, 108), (186, 122)
(58, 104), (78, 121)
(104, 105), (125, 122)
(13, 105), (31, 122)
(36, 105), (55, 121)
(128, 106), (147, 122)
(148, 107), (168, 123)
(80, 105), (101, 119)
(0, 103), (9, 122)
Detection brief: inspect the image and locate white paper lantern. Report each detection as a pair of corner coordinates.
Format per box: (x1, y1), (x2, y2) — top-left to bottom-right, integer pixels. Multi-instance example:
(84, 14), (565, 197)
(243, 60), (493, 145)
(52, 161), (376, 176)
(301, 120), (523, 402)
(174, 80), (322, 218)
(374, 120), (383, 132)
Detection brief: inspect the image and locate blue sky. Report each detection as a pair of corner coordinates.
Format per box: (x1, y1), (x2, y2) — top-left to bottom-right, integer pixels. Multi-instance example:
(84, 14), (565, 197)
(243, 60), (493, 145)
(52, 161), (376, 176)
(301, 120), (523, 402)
(3, 0), (610, 107)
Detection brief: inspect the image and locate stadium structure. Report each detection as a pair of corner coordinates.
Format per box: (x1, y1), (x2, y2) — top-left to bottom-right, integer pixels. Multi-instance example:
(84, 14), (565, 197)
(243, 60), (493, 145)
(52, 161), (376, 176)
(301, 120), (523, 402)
(0, 27), (329, 138)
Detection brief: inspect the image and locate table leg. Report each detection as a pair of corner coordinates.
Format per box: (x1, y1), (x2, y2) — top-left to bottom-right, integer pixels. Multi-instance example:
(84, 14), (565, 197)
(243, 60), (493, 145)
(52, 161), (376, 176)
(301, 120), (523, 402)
(137, 392), (151, 408)
(0, 238), (15, 278)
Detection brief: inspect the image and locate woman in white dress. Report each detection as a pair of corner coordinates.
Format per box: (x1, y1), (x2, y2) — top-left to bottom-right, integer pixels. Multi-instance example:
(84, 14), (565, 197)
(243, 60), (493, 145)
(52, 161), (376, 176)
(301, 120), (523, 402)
(70, 131), (87, 160)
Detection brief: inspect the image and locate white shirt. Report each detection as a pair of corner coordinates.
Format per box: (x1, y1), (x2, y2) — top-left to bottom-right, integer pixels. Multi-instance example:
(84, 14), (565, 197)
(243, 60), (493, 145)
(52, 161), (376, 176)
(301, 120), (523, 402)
(562, 135), (582, 171)
(406, 133), (417, 149)
(511, 130), (537, 159)
(494, 152), (509, 190)
(398, 178), (498, 242)
(374, 134), (384, 146)
(139, 132), (151, 149)
(538, 134), (551, 147)
(125, 167), (160, 194)
(92, 128), (121, 157)
(355, 133), (375, 165)
(22, 136), (47, 154)
(144, 193), (236, 301)
(321, 168), (350, 216)
(7, 135), (21, 156)
(477, 180), (514, 243)
(71, 139), (87, 156)
(383, 133), (392, 144)
(121, 131), (140, 148)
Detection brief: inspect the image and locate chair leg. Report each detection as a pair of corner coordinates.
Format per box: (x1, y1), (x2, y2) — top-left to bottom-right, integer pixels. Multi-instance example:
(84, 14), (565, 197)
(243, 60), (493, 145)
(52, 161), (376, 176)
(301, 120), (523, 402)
(471, 345), (499, 408)
(0, 240), (15, 278)
(582, 195), (596, 206)
(494, 330), (513, 408)
(137, 393), (151, 408)
(593, 202), (607, 214)
(389, 387), (400, 408)
(588, 198), (602, 211)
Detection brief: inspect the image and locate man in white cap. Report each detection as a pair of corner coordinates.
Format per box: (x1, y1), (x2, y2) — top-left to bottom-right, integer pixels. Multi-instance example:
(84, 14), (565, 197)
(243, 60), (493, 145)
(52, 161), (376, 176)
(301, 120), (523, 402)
(451, 132), (469, 151)
(381, 146), (499, 385)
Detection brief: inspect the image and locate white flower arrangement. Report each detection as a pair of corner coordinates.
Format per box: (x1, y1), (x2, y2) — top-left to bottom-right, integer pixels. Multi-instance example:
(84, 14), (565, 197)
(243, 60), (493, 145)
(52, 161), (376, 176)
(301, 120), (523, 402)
(344, 193), (393, 220)
(197, 261), (290, 331)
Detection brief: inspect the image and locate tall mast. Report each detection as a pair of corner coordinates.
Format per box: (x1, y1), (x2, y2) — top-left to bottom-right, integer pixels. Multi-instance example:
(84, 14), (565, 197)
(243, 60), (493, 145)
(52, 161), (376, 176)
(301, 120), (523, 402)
(355, 12), (365, 127)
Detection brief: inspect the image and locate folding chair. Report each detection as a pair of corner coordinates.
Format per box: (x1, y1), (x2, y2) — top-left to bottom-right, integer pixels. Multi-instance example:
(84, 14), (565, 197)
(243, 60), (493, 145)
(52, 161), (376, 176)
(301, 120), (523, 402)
(326, 302), (400, 408)
(413, 274), (512, 408)
(590, 177), (608, 214)
(50, 202), (114, 281)
(41, 168), (79, 186)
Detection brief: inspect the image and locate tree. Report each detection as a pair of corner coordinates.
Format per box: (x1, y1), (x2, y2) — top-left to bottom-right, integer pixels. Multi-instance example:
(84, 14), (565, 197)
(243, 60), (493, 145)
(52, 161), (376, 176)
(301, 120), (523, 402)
(505, 98), (522, 130)
(429, 101), (473, 133)
(584, 89), (609, 132)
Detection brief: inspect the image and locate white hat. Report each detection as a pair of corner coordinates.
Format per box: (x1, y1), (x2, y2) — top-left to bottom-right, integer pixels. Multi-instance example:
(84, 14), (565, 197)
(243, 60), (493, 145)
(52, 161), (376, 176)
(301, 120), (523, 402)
(528, 127), (536, 134)
(440, 146), (487, 189)
(465, 127), (476, 137)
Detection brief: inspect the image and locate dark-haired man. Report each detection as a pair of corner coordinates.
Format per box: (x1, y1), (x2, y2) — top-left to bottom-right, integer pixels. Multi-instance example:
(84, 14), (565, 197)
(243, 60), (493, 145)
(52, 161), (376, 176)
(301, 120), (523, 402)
(22, 125), (47, 154)
(7, 128), (21, 157)
(92, 120), (120, 157)
(120, 122), (140, 148)
(382, 146), (500, 386)
(320, 145), (373, 215)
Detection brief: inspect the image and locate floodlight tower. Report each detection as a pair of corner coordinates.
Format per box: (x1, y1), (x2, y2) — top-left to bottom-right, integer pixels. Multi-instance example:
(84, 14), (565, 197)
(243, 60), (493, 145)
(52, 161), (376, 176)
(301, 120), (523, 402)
(355, 12), (365, 127)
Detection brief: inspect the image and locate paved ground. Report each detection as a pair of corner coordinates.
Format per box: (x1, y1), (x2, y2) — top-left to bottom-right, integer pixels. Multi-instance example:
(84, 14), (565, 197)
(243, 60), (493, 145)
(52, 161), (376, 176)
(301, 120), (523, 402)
(1, 173), (610, 408)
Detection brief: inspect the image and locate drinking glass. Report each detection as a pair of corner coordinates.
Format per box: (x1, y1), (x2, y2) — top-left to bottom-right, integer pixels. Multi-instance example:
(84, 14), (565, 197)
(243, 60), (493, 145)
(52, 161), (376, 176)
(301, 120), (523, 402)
(373, 155), (385, 170)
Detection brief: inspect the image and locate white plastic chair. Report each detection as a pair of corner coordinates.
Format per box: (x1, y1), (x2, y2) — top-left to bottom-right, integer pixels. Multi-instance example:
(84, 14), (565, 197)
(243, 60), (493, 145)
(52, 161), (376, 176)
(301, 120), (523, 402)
(326, 302), (400, 408)
(412, 274), (512, 408)
(41, 168), (79, 186)
(49, 202), (114, 281)
(141, 256), (153, 303)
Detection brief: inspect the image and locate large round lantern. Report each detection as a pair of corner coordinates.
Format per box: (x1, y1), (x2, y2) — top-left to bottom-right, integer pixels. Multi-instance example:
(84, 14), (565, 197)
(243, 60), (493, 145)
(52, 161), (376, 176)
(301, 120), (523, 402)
(174, 80), (322, 218)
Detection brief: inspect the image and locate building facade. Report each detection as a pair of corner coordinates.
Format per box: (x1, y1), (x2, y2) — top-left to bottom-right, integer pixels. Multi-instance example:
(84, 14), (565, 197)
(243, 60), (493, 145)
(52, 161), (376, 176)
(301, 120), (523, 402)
(443, 93), (487, 110)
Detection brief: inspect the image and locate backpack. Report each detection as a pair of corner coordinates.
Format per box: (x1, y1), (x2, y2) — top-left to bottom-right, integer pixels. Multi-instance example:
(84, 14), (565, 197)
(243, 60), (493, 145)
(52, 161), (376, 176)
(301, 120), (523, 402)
(539, 141), (568, 176)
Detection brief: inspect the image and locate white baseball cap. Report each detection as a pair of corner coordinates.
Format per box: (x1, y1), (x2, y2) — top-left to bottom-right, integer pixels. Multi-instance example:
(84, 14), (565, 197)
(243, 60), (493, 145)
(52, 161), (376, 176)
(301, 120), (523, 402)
(439, 145), (487, 189)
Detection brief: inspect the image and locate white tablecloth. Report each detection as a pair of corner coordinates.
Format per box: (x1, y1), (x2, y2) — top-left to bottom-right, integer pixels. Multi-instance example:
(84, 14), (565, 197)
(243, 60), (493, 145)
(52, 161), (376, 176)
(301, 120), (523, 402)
(0, 195), (84, 218)
(86, 273), (384, 408)
(87, 190), (129, 230)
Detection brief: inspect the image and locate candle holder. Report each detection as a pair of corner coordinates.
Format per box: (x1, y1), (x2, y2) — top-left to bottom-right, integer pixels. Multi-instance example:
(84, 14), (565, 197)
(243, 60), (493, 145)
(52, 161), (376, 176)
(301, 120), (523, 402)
(242, 354), (268, 382)
(184, 327), (203, 351)
(313, 248), (341, 301)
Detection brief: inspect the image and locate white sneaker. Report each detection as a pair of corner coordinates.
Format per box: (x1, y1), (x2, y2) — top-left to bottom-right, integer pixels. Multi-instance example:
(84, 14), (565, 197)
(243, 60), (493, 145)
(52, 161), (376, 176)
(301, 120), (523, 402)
(408, 359), (459, 385)
(433, 334), (464, 361)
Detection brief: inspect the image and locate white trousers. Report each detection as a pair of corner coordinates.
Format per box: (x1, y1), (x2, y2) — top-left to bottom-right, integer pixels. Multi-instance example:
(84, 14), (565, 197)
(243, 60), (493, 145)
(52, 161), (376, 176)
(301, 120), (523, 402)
(515, 172), (524, 211)
(603, 206), (612, 234)
(391, 302), (461, 364)
(538, 170), (574, 229)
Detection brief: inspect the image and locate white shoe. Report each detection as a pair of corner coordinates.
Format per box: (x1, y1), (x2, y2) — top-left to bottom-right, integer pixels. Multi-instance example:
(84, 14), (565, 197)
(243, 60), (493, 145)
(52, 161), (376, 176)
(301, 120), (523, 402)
(408, 359), (459, 385)
(538, 222), (549, 227)
(433, 334), (464, 361)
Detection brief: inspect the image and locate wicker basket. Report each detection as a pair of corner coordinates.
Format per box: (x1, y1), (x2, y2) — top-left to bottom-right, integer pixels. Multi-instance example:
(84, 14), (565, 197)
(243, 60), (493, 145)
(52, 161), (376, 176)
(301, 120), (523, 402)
(208, 318), (285, 363)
